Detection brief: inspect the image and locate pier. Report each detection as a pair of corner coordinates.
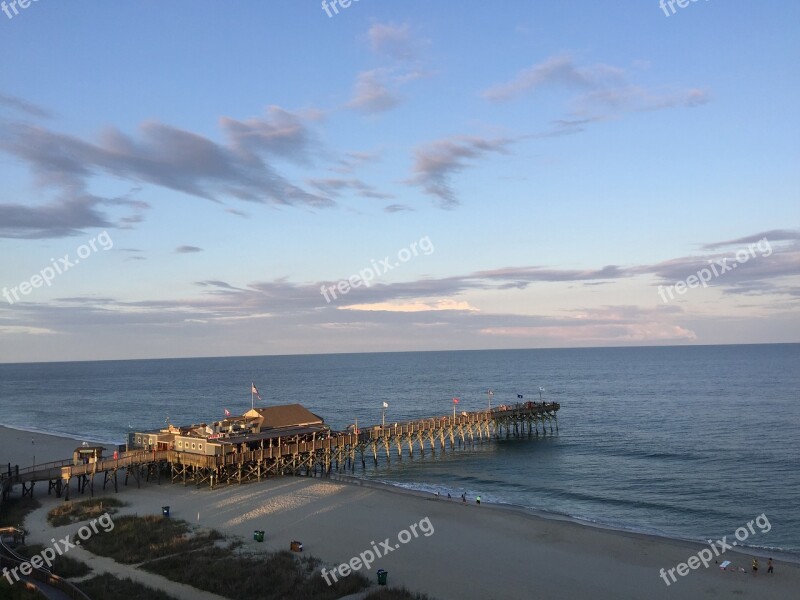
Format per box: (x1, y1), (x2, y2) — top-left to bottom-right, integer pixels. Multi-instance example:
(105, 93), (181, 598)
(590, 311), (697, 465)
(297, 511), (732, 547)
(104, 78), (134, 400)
(1, 402), (559, 499)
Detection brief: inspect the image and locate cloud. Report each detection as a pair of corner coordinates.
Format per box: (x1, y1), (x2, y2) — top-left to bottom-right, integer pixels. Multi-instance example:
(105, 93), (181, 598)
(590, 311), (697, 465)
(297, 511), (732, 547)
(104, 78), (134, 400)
(482, 53), (710, 117)
(407, 135), (512, 207)
(702, 229), (800, 250)
(482, 54), (622, 101)
(0, 92), (51, 118)
(0, 112), (331, 238)
(175, 245), (203, 254)
(0, 194), (147, 239)
(347, 69), (404, 114)
(220, 105), (321, 163)
(308, 177), (393, 200)
(384, 204), (413, 213)
(340, 300), (479, 313)
(368, 23), (415, 59)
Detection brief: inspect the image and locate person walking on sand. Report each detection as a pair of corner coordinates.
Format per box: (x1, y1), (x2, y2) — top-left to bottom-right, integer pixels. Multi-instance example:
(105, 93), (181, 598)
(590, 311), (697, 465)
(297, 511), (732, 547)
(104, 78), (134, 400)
(476, 495), (481, 505)
(752, 558), (759, 576)
(461, 492), (466, 504)
(767, 558), (774, 574)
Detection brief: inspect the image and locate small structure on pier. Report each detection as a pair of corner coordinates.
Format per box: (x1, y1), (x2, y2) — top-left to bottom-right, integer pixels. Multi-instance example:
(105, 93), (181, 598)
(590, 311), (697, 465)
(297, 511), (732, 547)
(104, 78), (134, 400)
(72, 445), (105, 466)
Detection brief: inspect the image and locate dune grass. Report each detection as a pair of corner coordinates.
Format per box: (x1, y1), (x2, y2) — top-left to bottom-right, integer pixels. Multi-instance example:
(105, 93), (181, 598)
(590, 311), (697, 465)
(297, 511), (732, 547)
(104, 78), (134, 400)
(0, 497), (40, 528)
(77, 573), (178, 600)
(47, 496), (126, 526)
(364, 588), (434, 600)
(0, 579), (43, 599)
(144, 547), (369, 600)
(15, 543), (91, 578)
(79, 515), (222, 564)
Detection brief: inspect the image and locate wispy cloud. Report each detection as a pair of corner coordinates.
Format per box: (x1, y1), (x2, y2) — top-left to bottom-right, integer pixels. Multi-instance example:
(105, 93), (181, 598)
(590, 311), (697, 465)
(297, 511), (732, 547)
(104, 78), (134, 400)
(407, 135), (512, 208)
(175, 245), (203, 254)
(482, 53), (710, 116)
(368, 23), (416, 60)
(0, 92), (51, 119)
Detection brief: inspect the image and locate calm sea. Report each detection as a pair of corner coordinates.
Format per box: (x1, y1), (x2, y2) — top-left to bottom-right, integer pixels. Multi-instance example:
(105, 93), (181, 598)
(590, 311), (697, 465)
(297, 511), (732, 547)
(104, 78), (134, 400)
(1, 345), (798, 558)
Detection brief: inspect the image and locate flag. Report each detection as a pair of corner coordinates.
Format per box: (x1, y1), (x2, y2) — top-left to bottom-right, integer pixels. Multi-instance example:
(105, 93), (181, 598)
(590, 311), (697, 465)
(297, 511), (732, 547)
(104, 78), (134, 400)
(224, 409), (231, 417)
(517, 394), (523, 399)
(382, 401), (389, 408)
(487, 390), (493, 395)
(453, 397), (459, 404)
(252, 383), (262, 401)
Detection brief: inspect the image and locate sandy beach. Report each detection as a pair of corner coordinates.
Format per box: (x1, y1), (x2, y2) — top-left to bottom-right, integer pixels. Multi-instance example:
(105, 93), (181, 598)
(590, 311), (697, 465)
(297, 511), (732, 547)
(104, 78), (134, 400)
(3, 425), (798, 600)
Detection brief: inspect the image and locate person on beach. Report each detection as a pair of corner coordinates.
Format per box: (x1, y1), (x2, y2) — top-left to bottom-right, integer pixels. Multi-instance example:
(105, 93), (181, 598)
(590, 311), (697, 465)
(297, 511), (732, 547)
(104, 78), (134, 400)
(752, 558), (758, 575)
(461, 492), (466, 504)
(476, 495), (481, 505)
(767, 558), (774, 574)
(447, 493), (451, 500)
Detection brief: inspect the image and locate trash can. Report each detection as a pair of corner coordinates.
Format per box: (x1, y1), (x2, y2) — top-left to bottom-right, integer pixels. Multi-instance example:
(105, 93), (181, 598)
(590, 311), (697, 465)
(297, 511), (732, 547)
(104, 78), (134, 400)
(377, 569), (388, 585)
(253, 530), (264, 542)
(162, 506), (170, 517)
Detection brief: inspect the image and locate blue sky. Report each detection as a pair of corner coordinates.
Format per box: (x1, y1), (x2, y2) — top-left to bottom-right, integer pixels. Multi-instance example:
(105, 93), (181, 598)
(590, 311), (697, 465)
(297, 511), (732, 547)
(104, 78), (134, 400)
(0, 0), (798, 362)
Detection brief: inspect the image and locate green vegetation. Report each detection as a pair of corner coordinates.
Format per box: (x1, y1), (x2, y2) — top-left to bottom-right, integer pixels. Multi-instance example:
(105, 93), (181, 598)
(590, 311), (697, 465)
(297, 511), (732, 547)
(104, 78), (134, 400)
(0, 497), (40, 528)
(78, 514), (369, 599)
(144, 547), (369, 600)
(364, 588), (434, 600)
(0, 579), (43, 599)
(77, 573), (178, 600)
(15, 543), (91, 578)
(79, 515), (221, 564)
(47, 496), (126, 526)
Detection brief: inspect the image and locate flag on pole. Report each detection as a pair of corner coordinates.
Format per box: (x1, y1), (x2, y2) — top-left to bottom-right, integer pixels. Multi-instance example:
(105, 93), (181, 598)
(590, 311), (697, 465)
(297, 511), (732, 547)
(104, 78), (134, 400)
(453, 397), (459, 404)
(224, 409), (231, 417)
(252, 383), (262, 401)
(488, 390), (493, 395)
(382, 401), (389, 408)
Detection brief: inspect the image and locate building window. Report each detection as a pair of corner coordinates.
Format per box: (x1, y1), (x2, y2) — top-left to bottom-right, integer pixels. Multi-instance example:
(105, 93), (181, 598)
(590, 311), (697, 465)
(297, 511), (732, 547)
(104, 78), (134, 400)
(191, 443), (196, 450)
(177, 441), (182, 448)
(198, 444), (203, 451)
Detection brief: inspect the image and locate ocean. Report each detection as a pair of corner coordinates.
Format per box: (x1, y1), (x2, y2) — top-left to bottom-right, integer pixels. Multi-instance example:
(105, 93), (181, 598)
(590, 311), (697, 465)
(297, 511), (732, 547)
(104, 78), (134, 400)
(1, 344), (798, 559)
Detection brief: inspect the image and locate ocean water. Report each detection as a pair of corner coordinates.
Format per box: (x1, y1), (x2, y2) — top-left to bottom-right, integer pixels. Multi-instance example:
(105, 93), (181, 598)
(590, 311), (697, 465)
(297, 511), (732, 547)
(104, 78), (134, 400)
(1, 345), (798, 558)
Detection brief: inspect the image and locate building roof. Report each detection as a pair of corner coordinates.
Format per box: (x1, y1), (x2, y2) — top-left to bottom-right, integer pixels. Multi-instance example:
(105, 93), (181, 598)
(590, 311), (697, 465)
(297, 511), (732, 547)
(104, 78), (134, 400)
(244, 404), (324, 430)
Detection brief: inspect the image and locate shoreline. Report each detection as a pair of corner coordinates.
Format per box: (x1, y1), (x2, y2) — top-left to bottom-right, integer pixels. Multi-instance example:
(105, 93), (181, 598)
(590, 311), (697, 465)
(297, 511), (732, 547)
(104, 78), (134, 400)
(3, 422), (798, 566)
(330, 473), (800, 566)
(5, 425), (799, 599)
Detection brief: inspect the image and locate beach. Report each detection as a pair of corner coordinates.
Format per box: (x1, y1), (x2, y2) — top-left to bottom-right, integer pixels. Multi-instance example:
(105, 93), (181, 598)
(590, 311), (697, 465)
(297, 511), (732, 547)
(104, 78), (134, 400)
(3, 426), (798, 600)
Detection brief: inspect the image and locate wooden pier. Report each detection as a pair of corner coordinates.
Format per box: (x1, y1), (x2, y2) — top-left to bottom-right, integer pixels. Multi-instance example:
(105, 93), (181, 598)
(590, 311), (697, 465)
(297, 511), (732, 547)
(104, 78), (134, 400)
(0, 402), (559, 499)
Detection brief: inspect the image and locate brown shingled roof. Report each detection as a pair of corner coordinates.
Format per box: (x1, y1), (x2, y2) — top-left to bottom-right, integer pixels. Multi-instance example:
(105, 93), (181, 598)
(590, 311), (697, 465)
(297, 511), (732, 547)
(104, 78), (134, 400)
(244, 404), (324, 430)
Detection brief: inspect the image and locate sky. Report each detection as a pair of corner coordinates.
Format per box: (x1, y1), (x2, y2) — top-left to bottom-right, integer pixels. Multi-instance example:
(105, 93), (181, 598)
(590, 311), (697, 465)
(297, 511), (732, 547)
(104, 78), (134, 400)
(0, 0), (798, 363)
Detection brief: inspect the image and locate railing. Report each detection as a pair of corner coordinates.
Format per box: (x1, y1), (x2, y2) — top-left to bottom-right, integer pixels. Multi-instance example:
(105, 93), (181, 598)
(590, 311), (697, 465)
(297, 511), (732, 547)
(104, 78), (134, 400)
(6, 403), (559, 481)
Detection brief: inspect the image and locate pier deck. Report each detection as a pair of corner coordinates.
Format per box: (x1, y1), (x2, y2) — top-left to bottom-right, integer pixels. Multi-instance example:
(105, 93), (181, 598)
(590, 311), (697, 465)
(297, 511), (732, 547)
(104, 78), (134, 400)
(1, 402), (559, 499)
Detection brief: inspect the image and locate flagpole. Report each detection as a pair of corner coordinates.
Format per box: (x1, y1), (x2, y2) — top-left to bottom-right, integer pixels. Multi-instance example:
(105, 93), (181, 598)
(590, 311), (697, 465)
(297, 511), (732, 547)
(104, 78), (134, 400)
(251, 382), (254, 410)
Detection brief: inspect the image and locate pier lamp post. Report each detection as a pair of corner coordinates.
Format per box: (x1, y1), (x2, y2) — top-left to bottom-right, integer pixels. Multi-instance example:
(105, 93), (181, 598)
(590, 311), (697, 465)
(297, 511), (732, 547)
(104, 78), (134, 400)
(487, 389), (493, 410)
(382, 402), (388, 429)
(539, 386), (545, 403)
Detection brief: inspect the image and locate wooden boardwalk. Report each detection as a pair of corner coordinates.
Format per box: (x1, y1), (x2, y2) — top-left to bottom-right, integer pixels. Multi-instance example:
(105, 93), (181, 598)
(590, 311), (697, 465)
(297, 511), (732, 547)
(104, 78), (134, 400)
(1, 402), (559, 498)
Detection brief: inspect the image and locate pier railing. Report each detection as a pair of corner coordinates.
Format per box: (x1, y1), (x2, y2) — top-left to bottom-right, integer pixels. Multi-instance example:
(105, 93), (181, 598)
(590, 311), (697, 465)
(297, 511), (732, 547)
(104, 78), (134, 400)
(2, 402), (559, 494)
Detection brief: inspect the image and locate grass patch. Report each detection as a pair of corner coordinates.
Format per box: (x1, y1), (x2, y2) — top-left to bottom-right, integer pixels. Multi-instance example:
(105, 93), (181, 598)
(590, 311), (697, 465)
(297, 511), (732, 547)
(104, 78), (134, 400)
(15, 543), (91, 578)
(0, 579), (43, 599)
(364, 588), (434, 600)
(79, 515), (222, 564)
(0, 496), (40, 528)
(144, 547), (369, 600)
(77, 573), (178, 600)
(47, 496), (126, 527)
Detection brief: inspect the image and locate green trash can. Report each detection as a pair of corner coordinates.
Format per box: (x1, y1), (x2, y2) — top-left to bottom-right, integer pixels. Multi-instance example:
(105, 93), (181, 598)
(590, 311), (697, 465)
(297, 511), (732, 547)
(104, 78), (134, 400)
(377, 569), (388, 586)
(253, 530), (264, 542)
